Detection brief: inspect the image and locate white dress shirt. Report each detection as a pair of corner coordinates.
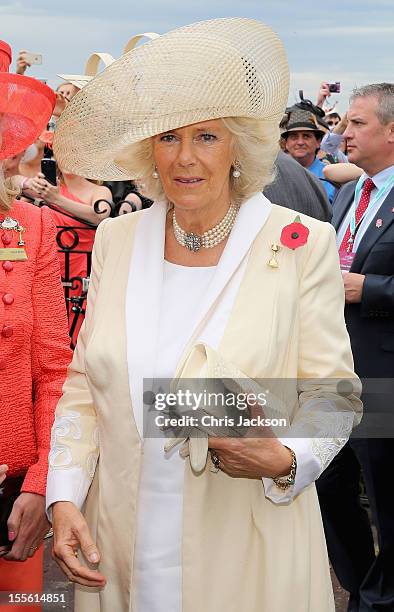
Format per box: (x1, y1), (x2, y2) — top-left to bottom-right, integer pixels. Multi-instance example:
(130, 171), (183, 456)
(336, 165), (394, 252)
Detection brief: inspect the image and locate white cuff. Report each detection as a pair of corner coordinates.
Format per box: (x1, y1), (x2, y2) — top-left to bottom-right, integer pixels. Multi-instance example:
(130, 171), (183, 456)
(46, 466), (92, 522)
(262, 437), (321, 504)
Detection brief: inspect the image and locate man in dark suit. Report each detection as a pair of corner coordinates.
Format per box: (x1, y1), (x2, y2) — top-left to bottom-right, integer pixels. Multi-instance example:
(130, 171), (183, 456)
(316, 83), (394, 612)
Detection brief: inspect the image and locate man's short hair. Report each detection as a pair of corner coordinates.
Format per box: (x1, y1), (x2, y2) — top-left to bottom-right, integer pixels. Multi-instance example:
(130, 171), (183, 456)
(350, 83), (394, 125)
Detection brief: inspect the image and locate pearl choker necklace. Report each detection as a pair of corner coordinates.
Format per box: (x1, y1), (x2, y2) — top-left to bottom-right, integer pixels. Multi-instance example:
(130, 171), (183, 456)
(172, 204), (239, 252)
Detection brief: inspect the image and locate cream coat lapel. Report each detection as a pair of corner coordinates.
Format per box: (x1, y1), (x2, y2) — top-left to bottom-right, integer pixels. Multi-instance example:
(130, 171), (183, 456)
(126, 201), (167, 438)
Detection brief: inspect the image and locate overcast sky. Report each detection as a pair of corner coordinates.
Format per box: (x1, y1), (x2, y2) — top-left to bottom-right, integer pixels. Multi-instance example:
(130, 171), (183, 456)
(1, 0), (393, 113)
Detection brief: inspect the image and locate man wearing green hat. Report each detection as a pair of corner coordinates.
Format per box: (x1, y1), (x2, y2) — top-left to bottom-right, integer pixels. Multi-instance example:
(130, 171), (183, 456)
(282, 100), (336, 203)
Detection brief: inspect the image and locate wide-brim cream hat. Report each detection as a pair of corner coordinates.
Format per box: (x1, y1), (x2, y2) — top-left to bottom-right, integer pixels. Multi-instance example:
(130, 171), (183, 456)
(57, 35), (160, 91)
(54, 17), (289, 180)
(57, 52), (116, 91)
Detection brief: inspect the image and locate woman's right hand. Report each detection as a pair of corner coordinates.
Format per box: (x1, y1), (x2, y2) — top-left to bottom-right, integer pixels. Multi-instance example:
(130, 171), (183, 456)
(0, 464), (8, 485)
(53, 93), (68, 118)
(52, 501), (106, 588)
(15, 51), (30, 75)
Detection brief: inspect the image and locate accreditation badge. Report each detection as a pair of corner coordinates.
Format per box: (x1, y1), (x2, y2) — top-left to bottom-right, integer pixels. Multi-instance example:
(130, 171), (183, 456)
(339, 251), (355, 273)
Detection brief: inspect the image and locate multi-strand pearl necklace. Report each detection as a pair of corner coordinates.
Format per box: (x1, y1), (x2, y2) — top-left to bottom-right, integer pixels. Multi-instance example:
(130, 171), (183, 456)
(172, 203), (239, 252)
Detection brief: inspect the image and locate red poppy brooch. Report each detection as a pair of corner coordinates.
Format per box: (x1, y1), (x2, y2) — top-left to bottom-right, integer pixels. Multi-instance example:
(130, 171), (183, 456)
(280, 215), (310, 250)
(268, 216), (309, 268)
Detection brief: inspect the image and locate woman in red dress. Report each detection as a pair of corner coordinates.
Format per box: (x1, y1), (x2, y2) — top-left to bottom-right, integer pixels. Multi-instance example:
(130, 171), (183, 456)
(23, 171), (112, 346)
(0, 40), (72, 611)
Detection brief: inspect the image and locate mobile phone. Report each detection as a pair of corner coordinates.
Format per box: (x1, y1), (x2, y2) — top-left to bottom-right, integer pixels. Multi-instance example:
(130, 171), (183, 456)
(24, 52), (42, 65)
(328, 82), (341, 94)
(41, 158), (57, 186)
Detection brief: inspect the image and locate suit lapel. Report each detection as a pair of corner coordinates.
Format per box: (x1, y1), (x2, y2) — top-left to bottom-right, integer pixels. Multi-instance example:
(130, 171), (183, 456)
(352, 186), (394, 271)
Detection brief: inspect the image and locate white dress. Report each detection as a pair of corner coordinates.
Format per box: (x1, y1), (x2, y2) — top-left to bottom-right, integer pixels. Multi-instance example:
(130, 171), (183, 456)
(133, 261), (216, 612)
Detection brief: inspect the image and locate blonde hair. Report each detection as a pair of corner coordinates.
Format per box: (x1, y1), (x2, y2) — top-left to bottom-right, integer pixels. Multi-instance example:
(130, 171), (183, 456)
(0, 165), (20, 213)
(115, 117), (280, 205)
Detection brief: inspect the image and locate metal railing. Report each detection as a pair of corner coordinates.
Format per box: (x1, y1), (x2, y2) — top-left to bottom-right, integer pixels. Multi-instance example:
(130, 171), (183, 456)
(17, 191), (151, 348)
(55, 198), (143, 348)
(56, 223), (94, 349)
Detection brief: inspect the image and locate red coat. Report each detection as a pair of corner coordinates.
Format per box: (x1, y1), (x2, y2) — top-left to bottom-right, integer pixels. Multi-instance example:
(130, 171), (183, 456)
(0, 200), (72, 495)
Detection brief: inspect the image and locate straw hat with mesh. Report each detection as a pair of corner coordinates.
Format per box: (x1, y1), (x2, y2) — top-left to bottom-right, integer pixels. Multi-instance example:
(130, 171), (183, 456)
(0, 40), (56, 160)
(57, 35), (159, 91)
(57, 52), (116, 91)
(54, 17), (289, 180)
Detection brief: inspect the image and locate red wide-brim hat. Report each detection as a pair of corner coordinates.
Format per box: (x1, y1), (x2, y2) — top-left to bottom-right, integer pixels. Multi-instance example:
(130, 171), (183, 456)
(0, 73), (56, 160)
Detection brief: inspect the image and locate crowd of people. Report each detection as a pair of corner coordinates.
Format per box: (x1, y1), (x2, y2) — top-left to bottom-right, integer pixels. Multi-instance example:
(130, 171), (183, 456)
(4, 45), (152, 345)
(0, 15), (393, 612)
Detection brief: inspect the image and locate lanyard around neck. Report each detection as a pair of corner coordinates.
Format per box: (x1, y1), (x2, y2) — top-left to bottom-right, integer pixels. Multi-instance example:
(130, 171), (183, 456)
(349, 174), (394, 238)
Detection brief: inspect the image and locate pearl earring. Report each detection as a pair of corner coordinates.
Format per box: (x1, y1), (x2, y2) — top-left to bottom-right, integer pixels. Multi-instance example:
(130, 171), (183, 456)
(232, 162), (241, 179)
(152, 167), (159, 179)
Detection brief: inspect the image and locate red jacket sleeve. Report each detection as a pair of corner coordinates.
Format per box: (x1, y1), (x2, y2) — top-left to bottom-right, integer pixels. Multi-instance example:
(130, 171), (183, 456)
(21, 206), (72, 495)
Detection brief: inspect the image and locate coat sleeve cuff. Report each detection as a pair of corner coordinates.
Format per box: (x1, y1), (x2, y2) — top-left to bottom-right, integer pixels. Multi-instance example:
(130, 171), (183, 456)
(46, 466), (91, 522)
(262, 437), (320, 504)
(21, 462), (48, 496)
(360, 274), (394, 317)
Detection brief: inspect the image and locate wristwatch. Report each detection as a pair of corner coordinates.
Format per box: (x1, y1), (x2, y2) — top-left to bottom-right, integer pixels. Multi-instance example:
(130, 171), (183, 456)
(272, 446), (297, 490)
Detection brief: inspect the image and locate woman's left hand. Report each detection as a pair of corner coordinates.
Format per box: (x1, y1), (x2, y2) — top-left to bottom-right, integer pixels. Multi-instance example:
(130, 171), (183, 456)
(208, 436), (293, 479)
(53, 92), (68, 118)
(28, 172), (60, 204)
(3, 492), (50, 561)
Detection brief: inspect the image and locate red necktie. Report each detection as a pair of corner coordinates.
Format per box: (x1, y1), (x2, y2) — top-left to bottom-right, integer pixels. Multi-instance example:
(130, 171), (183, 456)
(339, 178), (375, 253)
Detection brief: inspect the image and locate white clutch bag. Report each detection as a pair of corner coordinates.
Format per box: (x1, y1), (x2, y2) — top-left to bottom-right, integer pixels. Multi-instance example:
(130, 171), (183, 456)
(162, 344), (289, 473)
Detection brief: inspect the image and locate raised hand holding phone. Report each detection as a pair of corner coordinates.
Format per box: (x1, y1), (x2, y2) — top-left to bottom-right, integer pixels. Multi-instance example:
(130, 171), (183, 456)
(23, 51), (42, 66)
(15, 50), (42, 75)
(27, 170), (61, 205)
(328, 81), (341, 93)
(317, 81), (331, 107)
(41, 158), (57, 185)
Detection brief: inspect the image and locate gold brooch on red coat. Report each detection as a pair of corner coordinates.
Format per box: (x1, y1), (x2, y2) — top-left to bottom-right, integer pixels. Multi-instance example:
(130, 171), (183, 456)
(0, 216), (27, 261)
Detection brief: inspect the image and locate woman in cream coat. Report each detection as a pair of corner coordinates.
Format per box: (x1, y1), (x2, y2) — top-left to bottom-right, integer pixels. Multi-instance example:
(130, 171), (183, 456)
(46, 18), (361, 612)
